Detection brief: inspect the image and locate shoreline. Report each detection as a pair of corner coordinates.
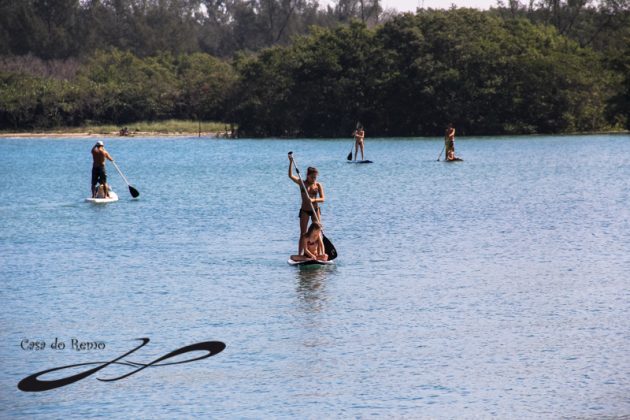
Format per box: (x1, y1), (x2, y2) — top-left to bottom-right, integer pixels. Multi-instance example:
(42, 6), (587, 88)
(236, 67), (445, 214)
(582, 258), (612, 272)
(0, 131), (230, 138)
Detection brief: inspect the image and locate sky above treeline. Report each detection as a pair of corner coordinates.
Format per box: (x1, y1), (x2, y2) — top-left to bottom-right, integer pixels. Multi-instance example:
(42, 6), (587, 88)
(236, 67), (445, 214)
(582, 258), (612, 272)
(389, 0), (498, 11)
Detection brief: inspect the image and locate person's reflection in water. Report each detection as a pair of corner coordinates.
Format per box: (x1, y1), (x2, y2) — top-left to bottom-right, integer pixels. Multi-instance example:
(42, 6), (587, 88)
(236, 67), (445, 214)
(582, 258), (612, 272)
(294, 267), (333, 313)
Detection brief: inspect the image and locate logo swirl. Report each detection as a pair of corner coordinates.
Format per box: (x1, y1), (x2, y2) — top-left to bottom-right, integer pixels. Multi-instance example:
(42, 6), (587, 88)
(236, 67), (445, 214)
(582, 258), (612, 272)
(18, 338), (226, 392)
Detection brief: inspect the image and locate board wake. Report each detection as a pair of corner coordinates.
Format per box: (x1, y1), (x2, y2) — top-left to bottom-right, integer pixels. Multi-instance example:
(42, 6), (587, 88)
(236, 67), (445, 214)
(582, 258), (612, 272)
(85, 191), (119, 203)
(287, 259), (335, 266)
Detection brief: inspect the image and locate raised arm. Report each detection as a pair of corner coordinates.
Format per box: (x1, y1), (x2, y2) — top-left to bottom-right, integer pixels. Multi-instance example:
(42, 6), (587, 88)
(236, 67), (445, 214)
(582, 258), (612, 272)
(288, 155), (301, 185)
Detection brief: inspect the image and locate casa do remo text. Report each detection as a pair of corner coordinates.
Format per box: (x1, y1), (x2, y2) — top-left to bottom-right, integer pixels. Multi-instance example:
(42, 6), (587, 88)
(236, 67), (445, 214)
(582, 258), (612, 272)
(21, 338), (105, 351)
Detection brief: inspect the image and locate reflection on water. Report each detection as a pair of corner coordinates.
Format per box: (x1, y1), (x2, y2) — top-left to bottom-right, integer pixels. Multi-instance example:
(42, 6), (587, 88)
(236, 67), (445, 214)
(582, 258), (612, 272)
(294, 265), (335, 313)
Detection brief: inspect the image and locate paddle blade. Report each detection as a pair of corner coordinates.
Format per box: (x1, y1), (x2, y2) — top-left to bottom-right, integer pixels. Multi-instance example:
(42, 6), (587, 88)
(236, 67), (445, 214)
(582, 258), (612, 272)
(346, 151), (352, 161)
(322, 234), (337, 261)
(129, 185), (140, 198)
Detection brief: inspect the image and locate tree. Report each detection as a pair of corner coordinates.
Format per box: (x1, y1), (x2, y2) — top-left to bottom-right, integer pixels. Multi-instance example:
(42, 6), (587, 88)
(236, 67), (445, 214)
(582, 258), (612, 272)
(175, 52), (237, 121)
(605, 35), (630, 128)
(76, 49), (179, 123)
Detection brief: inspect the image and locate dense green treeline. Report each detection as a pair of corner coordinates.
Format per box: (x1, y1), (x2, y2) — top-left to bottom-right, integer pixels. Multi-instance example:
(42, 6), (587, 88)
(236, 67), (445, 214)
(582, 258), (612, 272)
(234, 12), (623, 136)
(0, 51), (236, 129)
(0, 2), (628, 135)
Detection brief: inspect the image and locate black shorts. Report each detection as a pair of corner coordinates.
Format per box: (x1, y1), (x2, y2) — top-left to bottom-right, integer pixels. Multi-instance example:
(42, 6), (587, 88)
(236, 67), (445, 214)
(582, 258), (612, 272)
(91, 166), (107, 186)
(298, 208), (319, 218)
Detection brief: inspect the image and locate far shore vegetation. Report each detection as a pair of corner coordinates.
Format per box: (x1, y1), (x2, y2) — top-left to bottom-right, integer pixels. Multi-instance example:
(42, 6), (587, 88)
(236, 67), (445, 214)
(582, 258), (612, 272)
(0, 120), (233, 136)
(0, 1), (628, 137)
(1, 122), (626, 139)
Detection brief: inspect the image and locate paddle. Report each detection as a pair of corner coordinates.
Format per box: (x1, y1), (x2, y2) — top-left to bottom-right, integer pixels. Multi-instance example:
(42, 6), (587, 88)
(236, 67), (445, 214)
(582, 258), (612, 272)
(437, 144), (445, 161)
(288, 152), (337, 260)
(111, 161), (140, 198)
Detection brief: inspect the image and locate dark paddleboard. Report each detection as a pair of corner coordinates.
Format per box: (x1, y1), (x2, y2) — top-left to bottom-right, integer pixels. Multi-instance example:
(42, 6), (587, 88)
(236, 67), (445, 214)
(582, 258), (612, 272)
(287, 259), (335, 266)
(444, 158), (464, 162)
(348, 160), (373, 164)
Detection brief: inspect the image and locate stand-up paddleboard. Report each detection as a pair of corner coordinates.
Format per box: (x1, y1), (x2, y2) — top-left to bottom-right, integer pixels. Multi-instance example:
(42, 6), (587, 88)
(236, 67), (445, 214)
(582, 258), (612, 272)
(85, 185), (119, 203)
(85, 191), (119, 203)
(288, 258), (335, 267)
(348, 160), (373, 164)
(444, 157), (464, 162)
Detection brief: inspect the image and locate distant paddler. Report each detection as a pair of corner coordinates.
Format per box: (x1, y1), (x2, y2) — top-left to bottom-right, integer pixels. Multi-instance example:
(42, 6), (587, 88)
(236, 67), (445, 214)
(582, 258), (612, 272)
(288, 153), (325, 255)
(91, 141), (114, 198)
(352, 123), (365, 161)
(444, 123), (459, 161)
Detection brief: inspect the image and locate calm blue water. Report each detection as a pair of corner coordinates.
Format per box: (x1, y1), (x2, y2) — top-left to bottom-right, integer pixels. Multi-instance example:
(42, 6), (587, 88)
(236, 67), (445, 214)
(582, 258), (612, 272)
(1, 134), (629, 418)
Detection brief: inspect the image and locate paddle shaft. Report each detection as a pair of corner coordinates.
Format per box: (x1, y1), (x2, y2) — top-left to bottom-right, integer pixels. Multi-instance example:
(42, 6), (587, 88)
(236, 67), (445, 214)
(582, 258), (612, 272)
(347, 132), (355, 160)
(348, 133), (361, 161)
(437, 144), (445, 161)
(111, 160), (140, 197)
(111, 160), (130, 185)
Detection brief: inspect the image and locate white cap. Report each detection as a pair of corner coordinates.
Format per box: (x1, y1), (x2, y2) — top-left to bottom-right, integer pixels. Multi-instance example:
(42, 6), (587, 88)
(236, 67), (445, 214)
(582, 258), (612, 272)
(96, 141), (104, 146)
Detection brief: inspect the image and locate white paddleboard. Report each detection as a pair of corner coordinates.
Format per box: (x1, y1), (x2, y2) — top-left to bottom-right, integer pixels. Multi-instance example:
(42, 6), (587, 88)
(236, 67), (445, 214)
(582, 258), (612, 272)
(85, 191), (119, 203)
(287, 258), (335, 266)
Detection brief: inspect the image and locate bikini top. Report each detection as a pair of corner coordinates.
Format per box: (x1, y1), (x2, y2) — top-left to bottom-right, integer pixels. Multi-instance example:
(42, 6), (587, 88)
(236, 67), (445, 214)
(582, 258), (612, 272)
(301, 182), (319, 199)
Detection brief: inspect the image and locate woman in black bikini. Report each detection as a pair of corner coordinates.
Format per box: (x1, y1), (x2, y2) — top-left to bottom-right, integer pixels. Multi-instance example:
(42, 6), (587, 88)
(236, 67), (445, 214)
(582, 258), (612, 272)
(288, 154), (325, 254)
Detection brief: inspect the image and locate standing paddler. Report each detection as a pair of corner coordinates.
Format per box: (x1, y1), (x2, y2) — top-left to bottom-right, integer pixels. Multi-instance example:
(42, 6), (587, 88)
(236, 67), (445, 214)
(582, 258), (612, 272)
(288, 153), (325, 255)
(352, 123), (365, 161)
(91, 141), (114, 198)
(444, 123), (457, 161)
